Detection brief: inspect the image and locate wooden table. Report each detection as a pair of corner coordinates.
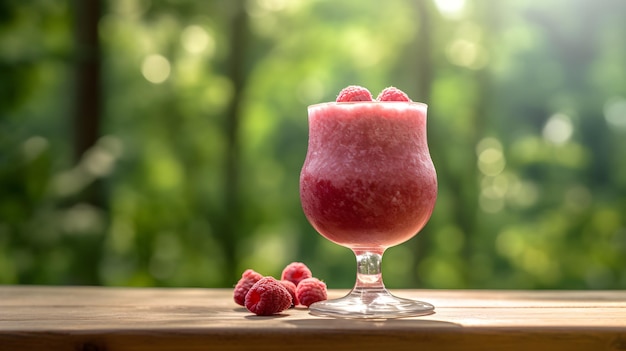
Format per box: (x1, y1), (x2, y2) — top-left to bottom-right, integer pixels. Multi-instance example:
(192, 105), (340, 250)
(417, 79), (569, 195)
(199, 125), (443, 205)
(1, 286), (625, 350)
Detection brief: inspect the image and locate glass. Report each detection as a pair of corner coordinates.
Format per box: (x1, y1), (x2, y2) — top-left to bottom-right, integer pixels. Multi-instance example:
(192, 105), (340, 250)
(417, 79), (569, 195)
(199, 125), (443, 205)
(299, 101), (437, 318)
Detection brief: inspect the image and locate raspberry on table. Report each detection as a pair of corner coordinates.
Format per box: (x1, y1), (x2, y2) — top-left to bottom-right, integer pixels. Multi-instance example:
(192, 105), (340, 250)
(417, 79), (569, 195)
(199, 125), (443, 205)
(295, 277), (327, 307)
(376, 86), (412, 102)
(279, 280), (298, 307)
(336, 85), (373, 102)
(281, 262), (313, 287)
(233, 269), (263, 306)
(245, 277), (293, 316)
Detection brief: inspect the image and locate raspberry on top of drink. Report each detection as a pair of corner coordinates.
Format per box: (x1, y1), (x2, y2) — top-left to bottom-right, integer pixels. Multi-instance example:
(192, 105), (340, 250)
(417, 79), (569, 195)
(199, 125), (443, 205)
(336, 85), (411, 102)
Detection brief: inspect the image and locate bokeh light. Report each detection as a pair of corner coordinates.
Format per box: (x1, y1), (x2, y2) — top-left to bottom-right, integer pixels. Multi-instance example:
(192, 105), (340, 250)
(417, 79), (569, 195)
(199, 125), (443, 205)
(141, 54), (171, 84)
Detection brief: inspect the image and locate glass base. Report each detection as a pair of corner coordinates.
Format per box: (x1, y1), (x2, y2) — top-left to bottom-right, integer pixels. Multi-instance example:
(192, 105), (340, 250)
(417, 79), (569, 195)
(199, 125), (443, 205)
(309, 287), (434, 319)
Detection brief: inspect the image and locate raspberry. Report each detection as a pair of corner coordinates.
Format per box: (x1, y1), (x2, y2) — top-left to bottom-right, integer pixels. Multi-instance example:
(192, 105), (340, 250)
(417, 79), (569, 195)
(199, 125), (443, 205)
(295, 277), (327, 307)
(244, 277), (293, 316)
(376, 86), (412, 102)
(336, 85), (373, 102)
(233, 269), (263, 306)
(279, 280), (298, 307)
(281, 262), (312, 286)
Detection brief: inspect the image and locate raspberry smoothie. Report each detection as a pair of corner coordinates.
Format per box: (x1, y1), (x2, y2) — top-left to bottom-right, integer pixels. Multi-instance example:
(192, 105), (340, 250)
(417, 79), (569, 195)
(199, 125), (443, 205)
(300, 101), (437, 249)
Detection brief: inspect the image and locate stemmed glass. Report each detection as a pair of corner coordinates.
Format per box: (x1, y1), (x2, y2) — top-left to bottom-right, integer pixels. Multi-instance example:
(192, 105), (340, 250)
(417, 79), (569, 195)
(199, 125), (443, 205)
(299, 101), (437, 319)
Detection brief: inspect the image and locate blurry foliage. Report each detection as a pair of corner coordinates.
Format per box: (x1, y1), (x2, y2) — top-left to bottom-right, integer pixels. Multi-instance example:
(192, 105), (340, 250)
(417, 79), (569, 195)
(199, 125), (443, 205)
(1, 0), (626, 289)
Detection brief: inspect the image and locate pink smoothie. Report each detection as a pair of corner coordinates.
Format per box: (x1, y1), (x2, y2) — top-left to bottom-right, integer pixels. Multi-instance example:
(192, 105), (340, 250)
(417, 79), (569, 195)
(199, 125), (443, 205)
(299, 102), (437, 249)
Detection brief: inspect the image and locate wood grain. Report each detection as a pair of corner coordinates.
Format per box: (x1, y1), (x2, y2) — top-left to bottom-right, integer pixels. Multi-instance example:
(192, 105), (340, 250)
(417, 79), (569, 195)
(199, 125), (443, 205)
(1, 286), (625, 350)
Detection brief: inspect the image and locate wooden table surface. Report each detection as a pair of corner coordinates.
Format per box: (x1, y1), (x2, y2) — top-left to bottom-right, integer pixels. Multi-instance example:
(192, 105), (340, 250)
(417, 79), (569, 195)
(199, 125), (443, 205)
(1, 286), (625, 351)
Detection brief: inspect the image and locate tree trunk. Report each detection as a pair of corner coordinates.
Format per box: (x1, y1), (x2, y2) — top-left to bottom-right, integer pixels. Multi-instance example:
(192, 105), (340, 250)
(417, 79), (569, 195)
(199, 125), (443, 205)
(220, 0), (249, 284)
(74, 0), (101, 162)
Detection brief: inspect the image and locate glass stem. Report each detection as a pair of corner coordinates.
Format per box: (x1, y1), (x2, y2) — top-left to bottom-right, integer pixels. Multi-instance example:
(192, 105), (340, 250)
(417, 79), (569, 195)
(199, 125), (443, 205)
(353, 249), (386, 290)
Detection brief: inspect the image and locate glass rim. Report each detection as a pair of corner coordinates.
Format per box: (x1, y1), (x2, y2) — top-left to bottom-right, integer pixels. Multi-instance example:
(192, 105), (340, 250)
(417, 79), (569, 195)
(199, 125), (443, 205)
(307, 101), (428, 109)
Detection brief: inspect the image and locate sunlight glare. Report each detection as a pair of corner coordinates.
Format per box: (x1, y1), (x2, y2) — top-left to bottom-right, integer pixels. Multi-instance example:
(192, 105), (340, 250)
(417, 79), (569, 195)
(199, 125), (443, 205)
(542, 113), (573, 144)
(141, 54), (171, 84)
(181, 25), (215, 55)
(604, 97), (626, 130)
(476, 137), (506, 176)
(433, 0), (466, 19)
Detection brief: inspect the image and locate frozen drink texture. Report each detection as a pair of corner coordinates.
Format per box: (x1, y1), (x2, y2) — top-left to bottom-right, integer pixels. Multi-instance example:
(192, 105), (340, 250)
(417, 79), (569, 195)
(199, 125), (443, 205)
(300, 102), (437, 249)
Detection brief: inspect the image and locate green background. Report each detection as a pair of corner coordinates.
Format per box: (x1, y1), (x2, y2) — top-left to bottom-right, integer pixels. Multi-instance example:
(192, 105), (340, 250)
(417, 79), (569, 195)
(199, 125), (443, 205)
(1, 0), (625, 290)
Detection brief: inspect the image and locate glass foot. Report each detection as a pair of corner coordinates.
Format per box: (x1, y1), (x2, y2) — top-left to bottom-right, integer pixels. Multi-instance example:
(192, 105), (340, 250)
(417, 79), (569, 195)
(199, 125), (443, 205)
(309, 287), (434, 319)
